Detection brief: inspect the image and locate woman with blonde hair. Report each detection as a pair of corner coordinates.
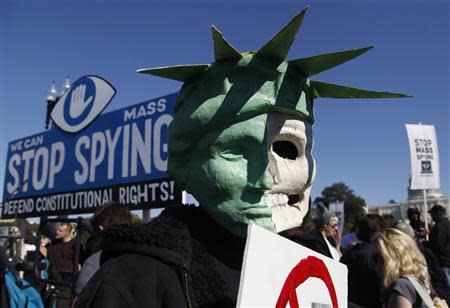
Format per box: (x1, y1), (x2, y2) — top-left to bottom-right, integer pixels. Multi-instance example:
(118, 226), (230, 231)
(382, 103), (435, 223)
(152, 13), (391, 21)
(373, 228), (432, 308)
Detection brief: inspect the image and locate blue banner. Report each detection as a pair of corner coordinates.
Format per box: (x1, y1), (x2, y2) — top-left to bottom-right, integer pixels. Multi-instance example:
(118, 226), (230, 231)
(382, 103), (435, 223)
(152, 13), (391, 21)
(2, 92), (182, 218)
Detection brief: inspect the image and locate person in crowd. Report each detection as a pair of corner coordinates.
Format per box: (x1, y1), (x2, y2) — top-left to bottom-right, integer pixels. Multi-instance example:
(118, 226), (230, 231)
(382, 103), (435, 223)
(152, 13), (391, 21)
(407, 207), (428, 243)
(341, 214), (384, 308)
(427, 204), (450, 294)
(42, 222), (76, 281)
(37, 235), (51, 280)
(75, 202), (132, 295)
(75, 8), (407, 308)
(2, 226), (24, 262)
(318, 211), (342, 260)
(37, 222), (57, 281)
(395, 220), (450, 304)
(373, 228), (433, 308)
(293, 210), (342, 260)
(381, 214), (396, 228)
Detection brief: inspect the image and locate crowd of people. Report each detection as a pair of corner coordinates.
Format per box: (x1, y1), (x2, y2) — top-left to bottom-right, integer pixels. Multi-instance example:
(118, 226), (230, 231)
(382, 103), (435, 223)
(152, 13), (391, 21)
(1, 202), (133, 307)
(283, 204), (450, 308)
(3, 201), (448, 308)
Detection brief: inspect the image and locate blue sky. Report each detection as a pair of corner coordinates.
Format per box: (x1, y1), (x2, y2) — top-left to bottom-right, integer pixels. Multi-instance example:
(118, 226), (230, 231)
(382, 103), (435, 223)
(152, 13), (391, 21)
(1, 0), (448, 211)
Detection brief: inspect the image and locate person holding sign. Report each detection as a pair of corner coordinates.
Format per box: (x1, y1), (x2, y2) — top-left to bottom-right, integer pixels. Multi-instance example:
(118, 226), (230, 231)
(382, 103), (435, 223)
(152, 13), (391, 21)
(76, 7), (407, 308)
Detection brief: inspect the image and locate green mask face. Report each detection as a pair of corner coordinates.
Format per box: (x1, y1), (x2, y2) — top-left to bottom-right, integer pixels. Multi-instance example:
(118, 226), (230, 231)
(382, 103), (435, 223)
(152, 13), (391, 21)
(187, 114), (274, 237)
(138, 8), (409, 237)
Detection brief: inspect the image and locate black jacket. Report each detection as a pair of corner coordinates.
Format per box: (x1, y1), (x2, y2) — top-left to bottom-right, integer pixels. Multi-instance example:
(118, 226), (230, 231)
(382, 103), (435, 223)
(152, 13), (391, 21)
(428, 217), (450, 267)
(418, 242), (450, 304)
(340, 242), (383, 308)
(75, 206), (245, 308)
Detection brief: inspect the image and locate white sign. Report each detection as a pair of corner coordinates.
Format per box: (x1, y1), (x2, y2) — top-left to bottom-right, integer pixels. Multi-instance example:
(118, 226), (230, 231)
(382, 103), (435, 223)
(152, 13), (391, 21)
(237, 224), (348, 308)
(405, 124), (440, 190)
(329, 202), (345, 236)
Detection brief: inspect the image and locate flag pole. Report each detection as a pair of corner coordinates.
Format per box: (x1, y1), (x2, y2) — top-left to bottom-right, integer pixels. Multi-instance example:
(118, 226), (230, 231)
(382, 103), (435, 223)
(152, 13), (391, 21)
(422, 188), (429, 241)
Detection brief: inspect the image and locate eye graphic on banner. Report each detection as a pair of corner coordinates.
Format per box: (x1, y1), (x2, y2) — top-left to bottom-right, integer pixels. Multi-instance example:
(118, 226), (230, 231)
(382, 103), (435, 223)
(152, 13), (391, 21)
(51, 76), (116, 133)
(421, 161), (432, 174)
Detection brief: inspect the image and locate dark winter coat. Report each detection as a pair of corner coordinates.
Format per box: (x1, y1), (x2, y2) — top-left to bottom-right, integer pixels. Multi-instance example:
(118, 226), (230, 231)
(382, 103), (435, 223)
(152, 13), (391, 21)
(418, 242), (450, 304)
(75, 206), (245, 308)
(428, 217), (450, 267)
(340, 242), (383, 308)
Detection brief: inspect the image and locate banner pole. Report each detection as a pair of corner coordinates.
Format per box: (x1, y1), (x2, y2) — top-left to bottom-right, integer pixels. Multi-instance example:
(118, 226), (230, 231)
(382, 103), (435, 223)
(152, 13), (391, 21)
(142, 209), (152, 223)
(422, 189), (429, 241)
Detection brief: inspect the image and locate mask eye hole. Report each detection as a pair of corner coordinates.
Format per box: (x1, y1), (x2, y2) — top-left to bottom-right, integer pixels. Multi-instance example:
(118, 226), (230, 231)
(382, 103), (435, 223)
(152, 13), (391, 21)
(272, 140), (298, 160)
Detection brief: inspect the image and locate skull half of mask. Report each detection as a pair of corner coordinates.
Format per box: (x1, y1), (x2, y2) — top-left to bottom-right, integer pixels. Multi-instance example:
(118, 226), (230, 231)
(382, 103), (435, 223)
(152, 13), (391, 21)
(266, 112), (316, 233)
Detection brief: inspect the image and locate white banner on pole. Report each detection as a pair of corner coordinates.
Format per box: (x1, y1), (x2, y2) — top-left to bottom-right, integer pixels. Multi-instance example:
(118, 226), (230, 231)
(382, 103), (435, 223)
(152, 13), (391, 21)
(329, 202), (345, 236)
(405, 124), (440, 190)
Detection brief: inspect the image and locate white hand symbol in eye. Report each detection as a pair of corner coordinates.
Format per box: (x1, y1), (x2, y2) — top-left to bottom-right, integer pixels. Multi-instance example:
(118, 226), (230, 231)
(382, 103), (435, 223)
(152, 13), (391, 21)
(69, 84), (93, 119)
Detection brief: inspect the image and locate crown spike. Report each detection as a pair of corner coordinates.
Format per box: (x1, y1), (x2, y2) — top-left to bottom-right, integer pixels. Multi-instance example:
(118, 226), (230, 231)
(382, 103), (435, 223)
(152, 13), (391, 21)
(138, 64), (210, 82)
(310, 80), (411, 99)
(289, 46), (374, 77)
(255, 7), (308, 61)
(212, 25), (242, 62)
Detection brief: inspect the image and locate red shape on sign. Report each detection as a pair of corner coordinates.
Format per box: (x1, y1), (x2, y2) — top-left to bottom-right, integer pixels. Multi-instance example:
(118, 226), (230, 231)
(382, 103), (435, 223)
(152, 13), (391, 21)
(275, 255), (338, 308)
